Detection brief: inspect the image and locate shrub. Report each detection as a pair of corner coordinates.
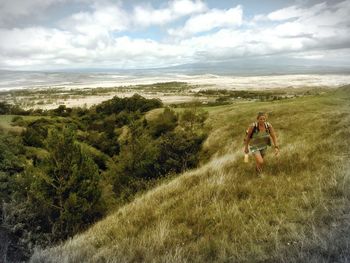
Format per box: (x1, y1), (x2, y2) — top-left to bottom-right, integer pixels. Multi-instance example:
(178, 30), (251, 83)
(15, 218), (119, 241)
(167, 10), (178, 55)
(148, 107), (178, 138)
(157, 130), (207, 174)
(95, 94), (162, 115)
(22, 118), (52, 147)
(0, 102), (11, 114)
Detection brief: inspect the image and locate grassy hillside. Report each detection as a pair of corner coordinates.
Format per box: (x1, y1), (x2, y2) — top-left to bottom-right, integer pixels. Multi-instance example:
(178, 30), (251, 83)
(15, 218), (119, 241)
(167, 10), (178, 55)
(0, 115), (24, 134)
(0, 115), (45, 134)
(31, 87), (350, 263)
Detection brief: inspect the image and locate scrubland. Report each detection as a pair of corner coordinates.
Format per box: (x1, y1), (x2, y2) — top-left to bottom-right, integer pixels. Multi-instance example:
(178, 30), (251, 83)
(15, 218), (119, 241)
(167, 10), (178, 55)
(31, 86), (350, 262)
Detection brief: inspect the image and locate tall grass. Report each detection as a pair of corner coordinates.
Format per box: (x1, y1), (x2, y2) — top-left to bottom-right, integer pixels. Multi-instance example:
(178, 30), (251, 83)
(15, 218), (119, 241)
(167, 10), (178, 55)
(31, 87), (350, 262)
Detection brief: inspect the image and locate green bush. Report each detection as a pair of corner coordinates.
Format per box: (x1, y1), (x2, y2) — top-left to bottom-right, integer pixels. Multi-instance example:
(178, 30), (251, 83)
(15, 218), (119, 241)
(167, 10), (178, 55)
(95, 94), (162, 115)
(157, 130), (207, 174)
(148, 107), (178, 138)
(11, 115), (24, 125)
(180, 106), (208, 133)
(0, 102), (12, 114)
(9, 128), (105, 243)
(22, 118), (52, 147)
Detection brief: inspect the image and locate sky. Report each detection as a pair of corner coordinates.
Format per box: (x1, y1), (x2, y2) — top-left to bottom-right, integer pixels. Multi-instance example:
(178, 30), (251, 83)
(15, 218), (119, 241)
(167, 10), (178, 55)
(0, 0), (350, 71)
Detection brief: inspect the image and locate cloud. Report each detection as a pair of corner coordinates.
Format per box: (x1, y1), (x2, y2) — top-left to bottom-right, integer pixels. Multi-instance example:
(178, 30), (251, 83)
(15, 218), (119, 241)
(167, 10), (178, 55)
(271, 0), (350, 47)
(250, 0), (350, 51)
(132, 5), (173, 27)
(171, 0), (207, 16)
(60, 3), (128, 35)
(253, 2), (326, 22)
(90, 36), (192, 68)
(0, 0), (350, 70)
(0, 26), (191, 69)
(61, 0), (207, 35)
(0, 0), (95, 27)
(0, 27), (73, 56)
(0, 0), (60, 17)
(168, 6), (243, 37)
(132, 0), (207, 27)
(0, 0), (60, 26)
(267, 5), (308, 21)
(177, 0), (350, 60)
(294, 53), (325, 60)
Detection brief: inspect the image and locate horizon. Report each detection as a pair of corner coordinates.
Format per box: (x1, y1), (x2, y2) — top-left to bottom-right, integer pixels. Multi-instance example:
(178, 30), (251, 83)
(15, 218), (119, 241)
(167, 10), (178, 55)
(2, 69), (350, 91)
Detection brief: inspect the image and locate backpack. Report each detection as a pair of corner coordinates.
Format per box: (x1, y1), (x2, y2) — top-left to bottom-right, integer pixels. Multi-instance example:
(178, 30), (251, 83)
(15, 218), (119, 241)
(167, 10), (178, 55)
(244, 122), (271, 145)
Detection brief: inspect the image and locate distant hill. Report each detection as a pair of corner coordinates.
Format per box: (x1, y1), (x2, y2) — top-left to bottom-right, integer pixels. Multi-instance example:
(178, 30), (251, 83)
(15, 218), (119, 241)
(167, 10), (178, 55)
(2, 58), (350, 76)
(31, 87), (350, 263)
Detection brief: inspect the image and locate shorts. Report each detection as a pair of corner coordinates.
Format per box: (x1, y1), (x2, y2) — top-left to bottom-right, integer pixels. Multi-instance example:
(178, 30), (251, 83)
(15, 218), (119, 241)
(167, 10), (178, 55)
(250, 147), (267, 156)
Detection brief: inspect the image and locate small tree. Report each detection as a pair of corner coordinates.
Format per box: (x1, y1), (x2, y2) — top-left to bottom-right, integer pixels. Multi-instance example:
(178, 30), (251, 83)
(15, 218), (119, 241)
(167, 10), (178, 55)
(158, 130), (206, 174)
(39, 128), (103, 238)
(0, 102), (11, 114)
(148, 107), (178, 138)
(180, 106), (208, 133)
(109, 120), (159, 200)
(0, 134), (27, 261)
(22, 118), (52, 147)
(8, 127), (105, 245)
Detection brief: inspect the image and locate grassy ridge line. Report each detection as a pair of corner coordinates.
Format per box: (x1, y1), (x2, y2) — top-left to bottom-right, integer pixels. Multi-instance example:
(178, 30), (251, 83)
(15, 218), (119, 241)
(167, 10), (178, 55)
(31, 88), (350, 262)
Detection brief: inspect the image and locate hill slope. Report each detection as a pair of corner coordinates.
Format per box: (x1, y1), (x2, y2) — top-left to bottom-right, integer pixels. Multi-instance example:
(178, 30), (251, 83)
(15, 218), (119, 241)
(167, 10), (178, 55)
(31, 87), (350, 263)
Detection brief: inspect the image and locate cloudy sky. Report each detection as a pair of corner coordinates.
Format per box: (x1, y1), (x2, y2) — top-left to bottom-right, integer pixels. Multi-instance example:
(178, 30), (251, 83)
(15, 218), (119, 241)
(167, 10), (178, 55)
(0, 0), (350, 71)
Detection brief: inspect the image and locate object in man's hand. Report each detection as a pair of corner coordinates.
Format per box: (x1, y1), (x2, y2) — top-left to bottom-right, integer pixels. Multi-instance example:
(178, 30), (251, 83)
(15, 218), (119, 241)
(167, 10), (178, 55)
(244, 154), (249, 163)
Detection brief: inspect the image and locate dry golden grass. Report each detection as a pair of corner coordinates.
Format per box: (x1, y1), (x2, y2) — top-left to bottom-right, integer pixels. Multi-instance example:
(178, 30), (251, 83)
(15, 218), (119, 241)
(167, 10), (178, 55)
(31, 87), (350, 263)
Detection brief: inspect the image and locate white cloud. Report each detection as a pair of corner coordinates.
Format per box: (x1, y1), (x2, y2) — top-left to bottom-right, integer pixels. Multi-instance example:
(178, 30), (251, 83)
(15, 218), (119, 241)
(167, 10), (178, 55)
(289, 2), (326, 20)
(132, 0), (207, 27)
(0, 0), (61, 17)
(177, 0), (350, 61)
(92, 36), (191, 66)
(253, 2), (326, 22)
(0, 0), (96, 26)
(0, 0), (350, 70)
(0, 26), (192, 69)
(0, 27), (72, 55)
(133, 5), (173, 27)
(267, 5), (306, 21)
(171, 0), (207, 16)
(168, 6), (242, 37)
(60, 0), (206, 38)
(0, 27), (93, 68)
(295, 54), (325, 60)
(270, 0), (350, 46)
(60, 3), (128, 34)
(274, 22), (304, 37)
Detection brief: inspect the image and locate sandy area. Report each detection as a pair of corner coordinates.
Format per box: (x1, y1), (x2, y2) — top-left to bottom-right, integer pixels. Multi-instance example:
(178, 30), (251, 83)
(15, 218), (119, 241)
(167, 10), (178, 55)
(183, 74), (350, 90)
(3, 74), (350, 109)
(3, 73), (348, 91)
(50, 74), (350, 90)
(33, 92), (209, 110)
